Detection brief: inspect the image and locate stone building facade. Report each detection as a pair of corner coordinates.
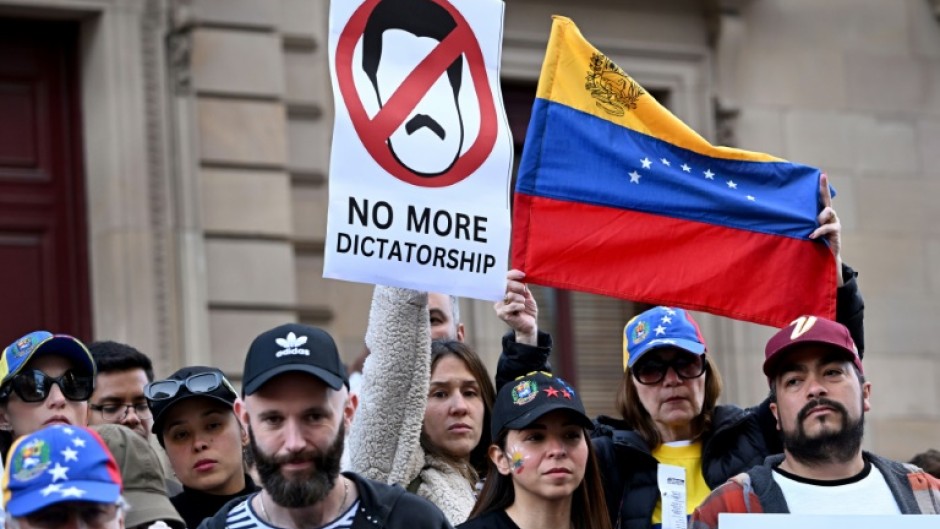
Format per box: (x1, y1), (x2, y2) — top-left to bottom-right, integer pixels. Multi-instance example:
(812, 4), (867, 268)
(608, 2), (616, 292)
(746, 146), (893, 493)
(0, 0), (937, 460)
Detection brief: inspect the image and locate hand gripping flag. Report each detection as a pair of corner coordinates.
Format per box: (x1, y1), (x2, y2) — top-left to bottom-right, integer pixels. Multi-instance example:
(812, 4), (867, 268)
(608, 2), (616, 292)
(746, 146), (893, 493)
(511, 16), (836, 327)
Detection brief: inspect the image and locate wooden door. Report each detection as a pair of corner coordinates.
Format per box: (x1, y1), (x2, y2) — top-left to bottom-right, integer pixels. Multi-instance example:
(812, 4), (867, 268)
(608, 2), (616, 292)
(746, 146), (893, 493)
(0, 18), (91, 344)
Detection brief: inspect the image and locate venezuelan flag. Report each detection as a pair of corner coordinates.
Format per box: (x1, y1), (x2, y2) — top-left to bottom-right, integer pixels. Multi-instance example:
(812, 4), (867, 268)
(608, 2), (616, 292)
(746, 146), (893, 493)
(512, 16), (835, 327)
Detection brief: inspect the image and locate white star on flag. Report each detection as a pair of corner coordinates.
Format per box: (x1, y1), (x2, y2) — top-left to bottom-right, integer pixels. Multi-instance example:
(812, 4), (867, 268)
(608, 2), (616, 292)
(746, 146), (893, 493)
(47, 462), (69, 482)
(703, 169), (714, 180)
(661, 315), (672, 324)
(660, 158), (671, 166)
(72, 437), (86, 448)
(641, 157), (652, 169)
(727, 180), (737, 189)
(61, 447), (78, 462)
(747, 195), (756, 201)
(654, 325), (666, 336)
(40, 483), (62, 497)
(664, 308), (677, 316)
(629, 171), (641, 184)
(61, 427), (74, 435)
(59, 486), (86, 498)
(681, 164), (691, 173)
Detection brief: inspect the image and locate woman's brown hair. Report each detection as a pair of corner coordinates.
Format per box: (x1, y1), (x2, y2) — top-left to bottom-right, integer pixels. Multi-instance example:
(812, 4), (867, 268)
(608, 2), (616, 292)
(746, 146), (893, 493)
(421, 340), (496, 480)
(616, 354), (724, 447)
(468, 426), (612, 529)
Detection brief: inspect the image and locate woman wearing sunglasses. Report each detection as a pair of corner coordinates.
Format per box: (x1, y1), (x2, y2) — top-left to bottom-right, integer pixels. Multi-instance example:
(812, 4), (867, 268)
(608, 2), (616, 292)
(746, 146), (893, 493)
(459, 372), (611, 529)
(145, 366), (258, 529)
(0, 331), (97, 460)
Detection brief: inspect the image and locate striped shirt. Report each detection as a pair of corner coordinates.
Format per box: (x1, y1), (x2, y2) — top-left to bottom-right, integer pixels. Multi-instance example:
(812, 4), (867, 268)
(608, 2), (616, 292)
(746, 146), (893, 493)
(224, 494), (359, 529)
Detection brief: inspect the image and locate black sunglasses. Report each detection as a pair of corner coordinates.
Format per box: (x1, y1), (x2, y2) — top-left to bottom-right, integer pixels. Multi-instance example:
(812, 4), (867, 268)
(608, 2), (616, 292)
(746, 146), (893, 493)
(1, 369), (94, 402)
(145, 371), (236, 401)
(632, 354), (707, 385)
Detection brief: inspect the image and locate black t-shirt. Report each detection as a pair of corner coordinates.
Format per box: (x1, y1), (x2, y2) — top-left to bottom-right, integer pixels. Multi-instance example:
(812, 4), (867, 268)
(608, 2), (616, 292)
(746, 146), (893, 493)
(170, 473), (259, 529)
(458, 510), (521, 529)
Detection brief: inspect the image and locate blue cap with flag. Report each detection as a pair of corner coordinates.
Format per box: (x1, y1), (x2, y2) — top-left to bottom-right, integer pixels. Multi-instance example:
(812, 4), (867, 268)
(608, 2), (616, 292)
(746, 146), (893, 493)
(0, 331), (96, 389)
(2, 425), (123, 516)
(623, 306), (707, 370)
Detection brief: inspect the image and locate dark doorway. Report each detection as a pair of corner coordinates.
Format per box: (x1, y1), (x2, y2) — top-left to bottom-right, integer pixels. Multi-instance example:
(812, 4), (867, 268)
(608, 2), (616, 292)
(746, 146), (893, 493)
(0, 18), (91, 344)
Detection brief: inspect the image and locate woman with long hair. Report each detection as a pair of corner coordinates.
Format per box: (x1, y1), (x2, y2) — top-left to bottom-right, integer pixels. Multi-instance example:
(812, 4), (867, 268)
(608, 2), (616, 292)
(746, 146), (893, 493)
(348, 286), (497, 523)
(459, 371), (611, 529)
(493, 193), (865, 528)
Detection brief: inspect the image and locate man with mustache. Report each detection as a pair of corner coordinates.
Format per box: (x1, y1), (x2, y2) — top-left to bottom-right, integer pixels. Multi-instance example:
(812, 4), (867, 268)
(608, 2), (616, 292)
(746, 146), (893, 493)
(198, 323), (451, 529)
(690, 316), (940, 527)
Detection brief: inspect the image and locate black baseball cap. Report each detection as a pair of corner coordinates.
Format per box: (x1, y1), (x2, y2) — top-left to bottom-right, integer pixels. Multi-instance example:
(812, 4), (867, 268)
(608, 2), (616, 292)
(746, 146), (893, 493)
(146, 366), (238, 445)
(491, 371), (593, 439)
(242, 323), (348, 396)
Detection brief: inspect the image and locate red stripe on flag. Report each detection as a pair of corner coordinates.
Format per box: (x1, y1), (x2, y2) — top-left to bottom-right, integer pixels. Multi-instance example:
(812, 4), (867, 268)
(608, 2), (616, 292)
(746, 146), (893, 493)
(511, 194), (836, 327)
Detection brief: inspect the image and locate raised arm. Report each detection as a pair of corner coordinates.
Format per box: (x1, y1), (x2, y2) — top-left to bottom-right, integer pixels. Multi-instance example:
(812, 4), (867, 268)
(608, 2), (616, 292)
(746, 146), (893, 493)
(347, 286), (430, 486)
(493, 270), (553, 390)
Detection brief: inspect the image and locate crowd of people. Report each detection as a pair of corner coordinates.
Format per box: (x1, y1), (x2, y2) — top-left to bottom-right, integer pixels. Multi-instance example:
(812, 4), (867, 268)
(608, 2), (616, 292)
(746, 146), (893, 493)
(1, 200), (939, 529)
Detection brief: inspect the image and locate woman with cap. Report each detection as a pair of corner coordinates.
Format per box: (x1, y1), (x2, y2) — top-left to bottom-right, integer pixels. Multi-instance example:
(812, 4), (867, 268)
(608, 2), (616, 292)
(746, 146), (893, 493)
(145, 366), (258, 528)
(458, 372), (611, 529)
(348, 287), (497, 523)
(0, 331), (97, 461)
(92, 423), (186, 529)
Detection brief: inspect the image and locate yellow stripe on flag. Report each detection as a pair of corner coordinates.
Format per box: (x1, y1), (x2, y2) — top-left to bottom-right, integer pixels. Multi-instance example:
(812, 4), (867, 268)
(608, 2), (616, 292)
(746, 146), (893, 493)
(537, 16), (783, 163)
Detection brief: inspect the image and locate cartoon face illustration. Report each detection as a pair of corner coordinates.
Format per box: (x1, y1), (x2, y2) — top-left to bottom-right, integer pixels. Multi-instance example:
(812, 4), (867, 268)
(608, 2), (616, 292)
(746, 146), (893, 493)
(361, 0), (465, 177)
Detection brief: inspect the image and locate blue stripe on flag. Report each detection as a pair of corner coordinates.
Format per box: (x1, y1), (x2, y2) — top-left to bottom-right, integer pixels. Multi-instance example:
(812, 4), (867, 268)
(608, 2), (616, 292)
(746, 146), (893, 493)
(517, 99), (822, 239)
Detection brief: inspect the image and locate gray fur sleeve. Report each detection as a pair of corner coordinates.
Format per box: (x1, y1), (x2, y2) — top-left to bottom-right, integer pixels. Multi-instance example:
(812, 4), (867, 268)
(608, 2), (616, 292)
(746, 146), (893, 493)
(347, 285), (430, 487)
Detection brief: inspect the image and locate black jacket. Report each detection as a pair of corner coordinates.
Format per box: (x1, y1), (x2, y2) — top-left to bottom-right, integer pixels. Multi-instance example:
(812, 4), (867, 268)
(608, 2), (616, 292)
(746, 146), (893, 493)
(172, 473), (259, 529)
(197, 471), (453, 529)
(495, 264), (865, 529)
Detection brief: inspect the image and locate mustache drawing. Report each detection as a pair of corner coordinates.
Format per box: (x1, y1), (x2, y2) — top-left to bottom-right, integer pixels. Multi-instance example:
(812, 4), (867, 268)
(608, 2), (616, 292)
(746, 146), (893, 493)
(405, 113), (446, 140)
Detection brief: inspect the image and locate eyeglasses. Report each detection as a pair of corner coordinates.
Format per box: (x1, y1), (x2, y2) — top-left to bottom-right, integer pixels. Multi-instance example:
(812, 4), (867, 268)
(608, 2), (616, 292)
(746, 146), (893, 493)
(0, 369), (94, 402)
(632, 354), (707, 385)
(90, 401), (153, 422)
(24, 501), (120, 529)
(145, 371), (236, 401)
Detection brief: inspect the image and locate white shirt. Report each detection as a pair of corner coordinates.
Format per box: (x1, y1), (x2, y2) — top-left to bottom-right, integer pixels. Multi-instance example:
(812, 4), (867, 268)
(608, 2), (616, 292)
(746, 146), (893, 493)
(772, 462), (901, 515)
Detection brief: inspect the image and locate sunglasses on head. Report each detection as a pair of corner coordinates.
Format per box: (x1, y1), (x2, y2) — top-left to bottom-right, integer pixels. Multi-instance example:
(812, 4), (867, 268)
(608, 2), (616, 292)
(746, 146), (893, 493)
(145, 371), (236, 401)
(632, 353), (707, 385)
(0, 369), (94, 402)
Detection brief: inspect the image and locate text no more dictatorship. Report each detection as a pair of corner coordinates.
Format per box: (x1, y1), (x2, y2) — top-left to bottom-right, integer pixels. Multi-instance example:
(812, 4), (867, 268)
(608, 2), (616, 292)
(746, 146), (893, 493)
(334, 196), (498, 275)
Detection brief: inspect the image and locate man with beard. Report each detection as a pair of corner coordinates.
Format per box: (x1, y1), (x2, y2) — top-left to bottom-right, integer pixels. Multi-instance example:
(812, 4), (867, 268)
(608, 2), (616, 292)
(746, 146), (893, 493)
(198, 323), (452, 529)
(690, 316), (940, 527)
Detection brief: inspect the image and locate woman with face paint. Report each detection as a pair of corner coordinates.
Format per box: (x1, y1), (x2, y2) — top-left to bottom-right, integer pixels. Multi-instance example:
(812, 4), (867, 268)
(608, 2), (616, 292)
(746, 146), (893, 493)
(458, 372), (611, 529)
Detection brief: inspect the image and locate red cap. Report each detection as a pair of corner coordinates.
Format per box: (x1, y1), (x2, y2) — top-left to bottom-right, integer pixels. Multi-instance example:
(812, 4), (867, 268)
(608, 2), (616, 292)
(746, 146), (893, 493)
(763, 316), (862, 379)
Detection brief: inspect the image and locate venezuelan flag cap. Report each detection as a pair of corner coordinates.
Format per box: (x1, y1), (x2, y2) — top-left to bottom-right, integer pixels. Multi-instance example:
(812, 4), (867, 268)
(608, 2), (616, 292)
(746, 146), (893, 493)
(623, 306), (707, 370)
(0, 331), (96, 390)
(3, 425), (122, 516)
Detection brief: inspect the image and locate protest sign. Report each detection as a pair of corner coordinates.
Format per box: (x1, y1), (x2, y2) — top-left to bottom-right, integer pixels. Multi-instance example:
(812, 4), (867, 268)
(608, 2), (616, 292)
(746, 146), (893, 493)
(325, 0), (512, 300)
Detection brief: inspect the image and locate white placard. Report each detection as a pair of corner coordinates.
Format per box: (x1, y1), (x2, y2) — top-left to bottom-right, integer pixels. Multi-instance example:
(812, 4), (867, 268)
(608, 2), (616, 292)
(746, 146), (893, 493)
(719, 514), (938, 529)
(324, 0), (513, 301)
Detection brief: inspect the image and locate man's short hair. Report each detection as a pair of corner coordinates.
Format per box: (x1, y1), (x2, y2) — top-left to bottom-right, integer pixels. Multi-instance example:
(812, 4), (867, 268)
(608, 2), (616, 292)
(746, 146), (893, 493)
(89, 341), (155, 382)
(910, 449), (940, 479)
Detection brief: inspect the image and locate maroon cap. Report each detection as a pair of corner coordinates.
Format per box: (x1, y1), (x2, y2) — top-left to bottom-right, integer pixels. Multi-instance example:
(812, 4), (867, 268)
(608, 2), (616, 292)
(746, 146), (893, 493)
(763, 316), (862, 378)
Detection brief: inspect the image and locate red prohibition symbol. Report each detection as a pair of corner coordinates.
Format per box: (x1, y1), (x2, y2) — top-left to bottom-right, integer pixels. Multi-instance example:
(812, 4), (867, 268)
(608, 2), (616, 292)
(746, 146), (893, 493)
(336, 0), (498, 187)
